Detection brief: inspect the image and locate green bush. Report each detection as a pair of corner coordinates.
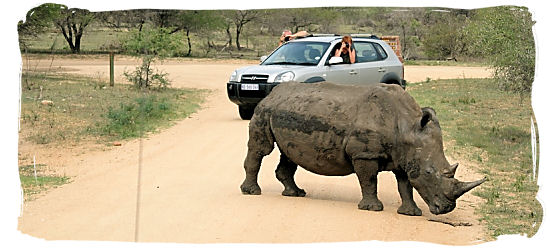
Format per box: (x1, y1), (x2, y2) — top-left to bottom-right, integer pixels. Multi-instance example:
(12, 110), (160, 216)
(121, 27), (184, 89)
(464, 6), (535, 94)
(103, 95), (174, 138)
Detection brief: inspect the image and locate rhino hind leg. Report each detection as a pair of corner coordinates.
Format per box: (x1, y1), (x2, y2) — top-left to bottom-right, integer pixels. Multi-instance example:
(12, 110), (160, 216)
(393, 169), (422, 216)
(275, 154), (306, 197)
(353, 159), (383, 211)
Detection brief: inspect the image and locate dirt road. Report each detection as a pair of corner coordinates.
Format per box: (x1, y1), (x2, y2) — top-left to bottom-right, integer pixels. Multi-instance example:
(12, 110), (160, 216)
(18, 56), (491, 244)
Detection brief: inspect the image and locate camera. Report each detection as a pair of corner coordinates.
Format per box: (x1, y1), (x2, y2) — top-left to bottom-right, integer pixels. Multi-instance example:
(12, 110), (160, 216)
(284, 36), (291, 42)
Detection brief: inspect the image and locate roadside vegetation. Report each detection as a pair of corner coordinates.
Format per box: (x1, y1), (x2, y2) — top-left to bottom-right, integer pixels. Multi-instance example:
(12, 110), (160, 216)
(403, 60), (488, 67)
(19, 163), (70, 201)
(20, 72), (206, 144)
(408, 78), (541, 238)
(19, 72), (206, 198)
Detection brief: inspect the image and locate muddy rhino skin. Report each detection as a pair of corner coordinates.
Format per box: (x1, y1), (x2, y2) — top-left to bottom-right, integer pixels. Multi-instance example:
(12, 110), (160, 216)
(240, 82), (485, 216)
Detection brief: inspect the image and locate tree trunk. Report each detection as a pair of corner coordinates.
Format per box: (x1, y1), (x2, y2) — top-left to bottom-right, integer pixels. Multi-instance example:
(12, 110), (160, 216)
(138, 20), (144, 32)
(74, 25), (83, 53)
(74, 35), (81, 53)
(186, 29), (192, 56)
(59, 24), (76, 53)
(235, 25), (242, 51)
(225, 24), (232, 47)
(401, 23), (407, 57)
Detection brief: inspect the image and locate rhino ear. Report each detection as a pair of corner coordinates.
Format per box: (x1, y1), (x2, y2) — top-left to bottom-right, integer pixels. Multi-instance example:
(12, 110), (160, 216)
(420, 107), (436, 128)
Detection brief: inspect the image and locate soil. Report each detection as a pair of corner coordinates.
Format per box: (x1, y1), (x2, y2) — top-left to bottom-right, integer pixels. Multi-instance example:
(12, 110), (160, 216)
(18, 55), (492, 245)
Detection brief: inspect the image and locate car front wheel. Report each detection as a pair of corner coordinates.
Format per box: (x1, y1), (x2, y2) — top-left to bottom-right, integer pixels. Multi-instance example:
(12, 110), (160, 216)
(238, 105), (255, 120)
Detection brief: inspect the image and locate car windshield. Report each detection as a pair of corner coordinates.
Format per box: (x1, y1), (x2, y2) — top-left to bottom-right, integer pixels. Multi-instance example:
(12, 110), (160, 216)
(262, 41), (330, 66)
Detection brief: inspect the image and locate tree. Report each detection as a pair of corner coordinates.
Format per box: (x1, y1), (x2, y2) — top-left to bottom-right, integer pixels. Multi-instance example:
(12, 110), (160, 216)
(51, 6), (95, 53)
(464, 6), (535, 94)
(225, 10), (261, 50)
(18, 3), (66, 50)
(149, 9), (180, 31)
(422, 9), (469, 60)
(122, 27), (185, 89)
(176, 10), (224, 56)
(278, 8), (338, 33)
(140, 10), (224, 56)
(373, 8), (424, 60)
(94, 9), (152, 31)
(18, 3), (60, 37)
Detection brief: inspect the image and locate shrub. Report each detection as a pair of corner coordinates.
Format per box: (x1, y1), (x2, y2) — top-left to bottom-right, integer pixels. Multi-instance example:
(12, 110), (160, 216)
(121, 27), (184, 89)
(103, 95), (174, 138)
(464, 6), (535, 95)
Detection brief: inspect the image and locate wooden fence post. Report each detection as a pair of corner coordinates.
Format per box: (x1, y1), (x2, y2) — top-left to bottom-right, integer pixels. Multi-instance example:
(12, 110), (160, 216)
(109, 52), (115, 87)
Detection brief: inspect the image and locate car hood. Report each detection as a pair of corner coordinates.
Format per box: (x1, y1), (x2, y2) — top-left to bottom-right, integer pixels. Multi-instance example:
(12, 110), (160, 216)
(237, 64), (314, 81)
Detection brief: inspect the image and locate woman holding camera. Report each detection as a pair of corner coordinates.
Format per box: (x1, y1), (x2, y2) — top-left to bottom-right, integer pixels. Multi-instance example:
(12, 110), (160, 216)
(334, 35), (356, 64)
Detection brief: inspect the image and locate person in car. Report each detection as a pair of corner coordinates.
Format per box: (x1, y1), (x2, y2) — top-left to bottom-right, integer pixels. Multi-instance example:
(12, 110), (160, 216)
(334, 35), (356, 64)
(278, 30), (310, 47)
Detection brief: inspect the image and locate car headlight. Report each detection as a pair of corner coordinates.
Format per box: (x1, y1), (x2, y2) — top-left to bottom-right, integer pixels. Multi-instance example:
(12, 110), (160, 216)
(229, 71), (238, 82)
(274, 71), (295, 83)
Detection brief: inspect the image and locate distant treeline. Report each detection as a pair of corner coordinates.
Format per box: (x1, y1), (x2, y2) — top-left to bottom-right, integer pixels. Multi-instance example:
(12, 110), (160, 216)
(19, 5), (535, 93)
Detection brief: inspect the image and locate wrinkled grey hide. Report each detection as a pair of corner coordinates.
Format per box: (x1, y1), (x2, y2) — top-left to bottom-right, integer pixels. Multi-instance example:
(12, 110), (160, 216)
(240, 82), (485, 216)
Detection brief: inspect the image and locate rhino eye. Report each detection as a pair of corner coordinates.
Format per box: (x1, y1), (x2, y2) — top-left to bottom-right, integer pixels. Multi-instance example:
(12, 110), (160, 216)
(425, 167), (434, 174)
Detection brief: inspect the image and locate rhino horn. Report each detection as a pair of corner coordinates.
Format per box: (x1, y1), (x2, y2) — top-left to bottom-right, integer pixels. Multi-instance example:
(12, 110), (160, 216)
(452, 177), (486, 199)
(443, 163), (459, 178)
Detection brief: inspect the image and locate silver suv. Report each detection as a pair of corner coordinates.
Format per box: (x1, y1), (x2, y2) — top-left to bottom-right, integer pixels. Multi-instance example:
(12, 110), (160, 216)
(227, 35), (406, 119)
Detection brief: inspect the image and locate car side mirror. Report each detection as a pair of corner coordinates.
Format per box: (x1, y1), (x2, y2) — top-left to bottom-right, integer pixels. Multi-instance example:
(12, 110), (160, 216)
(328, 56), (343, 65)
(260, 55), (268, 63)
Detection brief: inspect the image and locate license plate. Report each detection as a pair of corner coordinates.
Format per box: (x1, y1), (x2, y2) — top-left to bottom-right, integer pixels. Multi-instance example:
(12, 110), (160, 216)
(241, 84), (259, 90)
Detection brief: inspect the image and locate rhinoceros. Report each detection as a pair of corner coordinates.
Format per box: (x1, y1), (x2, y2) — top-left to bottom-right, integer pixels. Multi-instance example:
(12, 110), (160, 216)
(240, 82), (485, 216)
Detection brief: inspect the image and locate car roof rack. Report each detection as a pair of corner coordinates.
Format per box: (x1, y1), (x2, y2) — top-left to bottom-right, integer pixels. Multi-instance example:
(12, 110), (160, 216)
(350, 34), (380, 39)
(309, 33), (341, 37)
(292, 33), (341, 41)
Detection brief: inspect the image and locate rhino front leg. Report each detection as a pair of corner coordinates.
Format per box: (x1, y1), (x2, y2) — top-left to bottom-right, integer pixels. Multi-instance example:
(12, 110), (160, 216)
(393, 169), (422, 216)
(275, 154), (306, 197)
(353, 159), (383, 211)
(240, 116), (275, 195)
(240, 151), (264, 195)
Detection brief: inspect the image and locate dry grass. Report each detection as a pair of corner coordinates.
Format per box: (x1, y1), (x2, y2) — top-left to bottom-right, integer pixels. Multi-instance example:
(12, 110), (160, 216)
(408, 78), (541, 238)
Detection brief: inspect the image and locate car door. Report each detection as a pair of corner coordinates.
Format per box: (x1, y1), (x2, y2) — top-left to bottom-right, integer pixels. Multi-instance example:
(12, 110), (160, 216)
(324, 63), (361, 84)
(323, 43), (361, 84)
(353, 41), (387, 84)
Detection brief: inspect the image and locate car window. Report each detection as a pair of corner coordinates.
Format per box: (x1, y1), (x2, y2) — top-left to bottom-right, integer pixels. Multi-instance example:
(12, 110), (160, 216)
(374, 43), (388, 60)
(354, 42), (383, 63)
(325, 41), (358, 65)
(262, 42), (330, 66)
(353, 41), (390, 63)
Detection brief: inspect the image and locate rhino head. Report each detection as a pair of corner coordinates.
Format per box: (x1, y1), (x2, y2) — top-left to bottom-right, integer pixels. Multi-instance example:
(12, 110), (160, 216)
(402, 107), (486, 215)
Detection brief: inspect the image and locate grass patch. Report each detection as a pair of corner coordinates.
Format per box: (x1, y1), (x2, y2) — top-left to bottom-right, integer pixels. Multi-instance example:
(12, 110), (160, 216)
(408, 78), (541, 238)
(20, 72), (207, 145)
(403, 59), (488, 67)
(101, 94), (198, 139)
(19, 164), (70, 200)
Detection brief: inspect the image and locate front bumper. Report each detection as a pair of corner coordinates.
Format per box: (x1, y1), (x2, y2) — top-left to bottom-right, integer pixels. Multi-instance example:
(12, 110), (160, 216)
(227, 82), (280, 106)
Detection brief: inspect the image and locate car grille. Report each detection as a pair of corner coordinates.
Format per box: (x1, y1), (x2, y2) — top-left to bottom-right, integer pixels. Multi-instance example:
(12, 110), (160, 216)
(241, 74), (269, 83)
(238, 89), (267, 98)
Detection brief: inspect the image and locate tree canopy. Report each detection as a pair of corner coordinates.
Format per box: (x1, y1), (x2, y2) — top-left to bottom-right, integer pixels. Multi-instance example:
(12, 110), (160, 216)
(19, 5), (536, 94)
